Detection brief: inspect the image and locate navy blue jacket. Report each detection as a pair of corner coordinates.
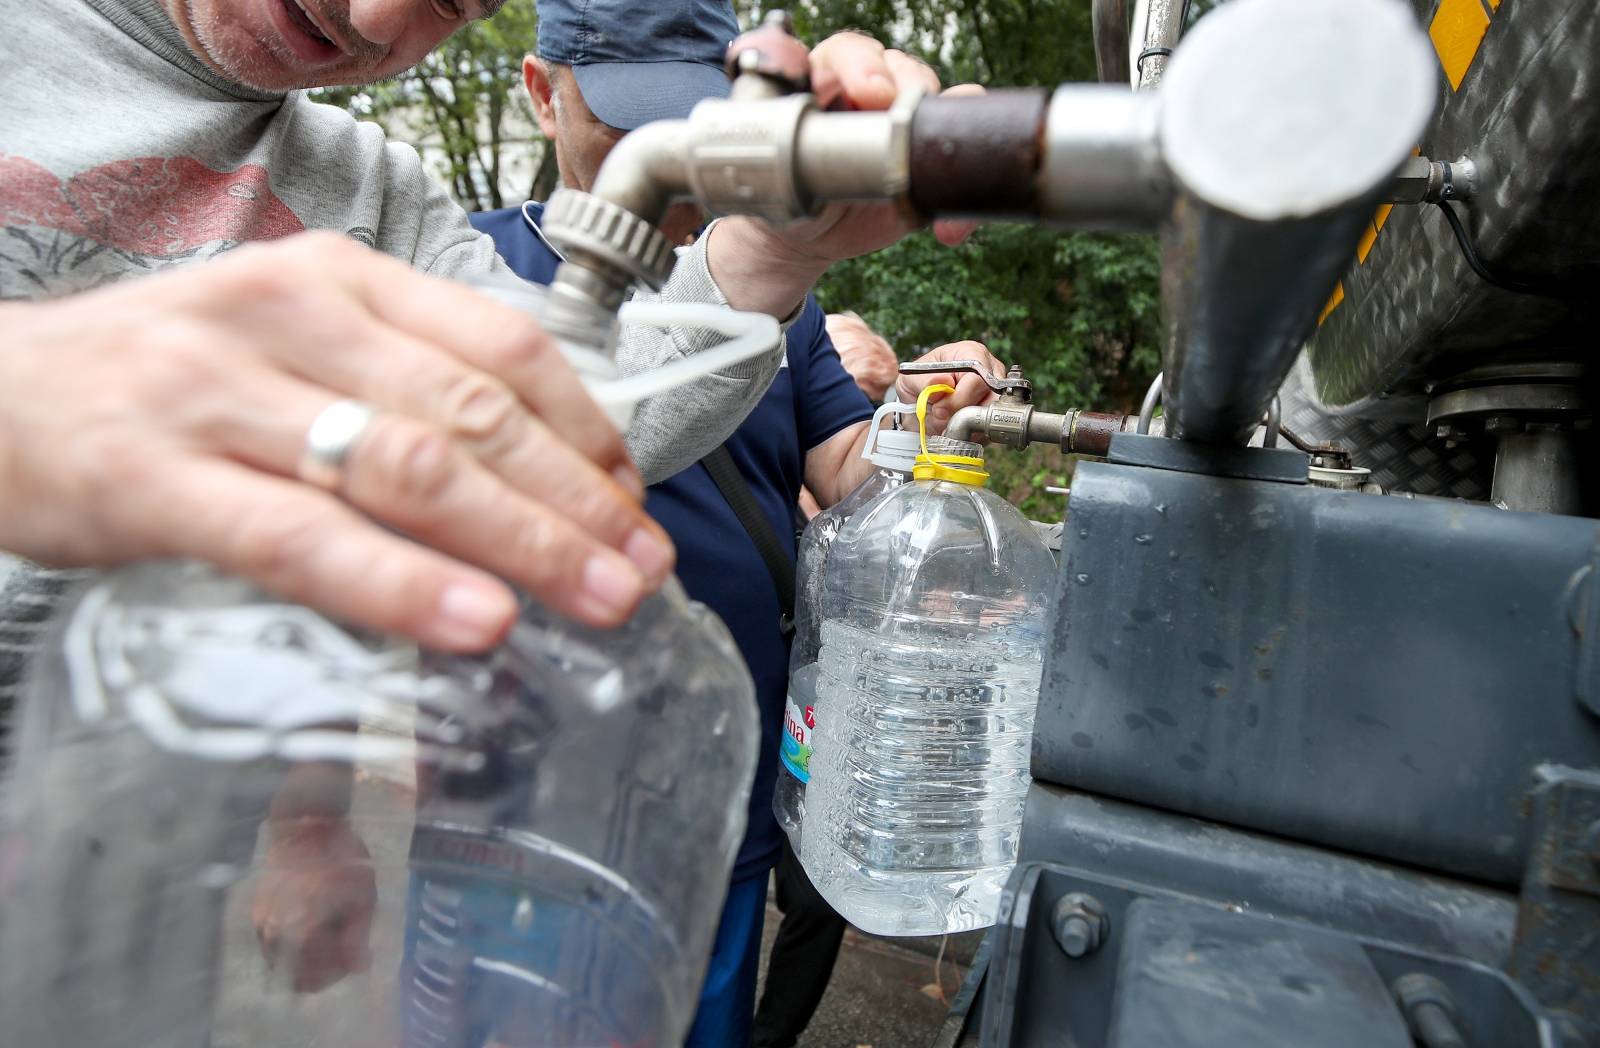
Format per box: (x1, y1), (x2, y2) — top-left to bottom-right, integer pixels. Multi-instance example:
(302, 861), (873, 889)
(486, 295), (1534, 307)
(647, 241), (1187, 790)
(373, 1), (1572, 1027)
(471, 204), (873, 879)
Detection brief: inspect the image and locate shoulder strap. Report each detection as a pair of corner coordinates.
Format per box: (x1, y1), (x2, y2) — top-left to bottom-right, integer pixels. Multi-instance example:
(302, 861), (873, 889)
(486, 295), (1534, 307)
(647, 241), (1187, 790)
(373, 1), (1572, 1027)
(701, 445), (797, 634)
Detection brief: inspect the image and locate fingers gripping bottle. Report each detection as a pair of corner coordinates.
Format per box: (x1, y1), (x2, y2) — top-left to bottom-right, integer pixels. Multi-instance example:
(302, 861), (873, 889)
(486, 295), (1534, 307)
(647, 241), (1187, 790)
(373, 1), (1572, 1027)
(798, 386), (1056, 936)
(0, 293), (772, 1048)
(775, 403), (982, 851)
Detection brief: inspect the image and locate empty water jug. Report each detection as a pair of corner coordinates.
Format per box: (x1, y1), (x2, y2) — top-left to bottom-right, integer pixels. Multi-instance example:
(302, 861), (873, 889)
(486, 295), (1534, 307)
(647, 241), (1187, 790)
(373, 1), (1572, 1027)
(0, 287), (774, 1047)
(0, 562), (756, 1047)
(799, 385), (1056, 936)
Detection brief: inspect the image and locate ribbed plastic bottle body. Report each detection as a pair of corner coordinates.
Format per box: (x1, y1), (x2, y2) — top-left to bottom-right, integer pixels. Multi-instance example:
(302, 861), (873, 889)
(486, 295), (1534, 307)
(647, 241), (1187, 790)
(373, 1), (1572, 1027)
(775, 467), (904, 848)
(0, 560), (758, 1048)
(798, 481), (1055, 936)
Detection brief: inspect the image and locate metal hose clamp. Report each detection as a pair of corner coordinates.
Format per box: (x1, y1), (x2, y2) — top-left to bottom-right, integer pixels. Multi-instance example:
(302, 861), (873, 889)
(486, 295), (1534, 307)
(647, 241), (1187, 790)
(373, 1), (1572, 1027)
(886, 85), (924, 209)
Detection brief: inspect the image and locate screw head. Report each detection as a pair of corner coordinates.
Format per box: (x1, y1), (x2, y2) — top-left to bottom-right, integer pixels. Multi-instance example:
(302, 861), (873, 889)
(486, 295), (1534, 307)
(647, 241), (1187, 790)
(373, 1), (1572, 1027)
(1058, 915), (1094, 957)
(1051, 893), (1109, 959)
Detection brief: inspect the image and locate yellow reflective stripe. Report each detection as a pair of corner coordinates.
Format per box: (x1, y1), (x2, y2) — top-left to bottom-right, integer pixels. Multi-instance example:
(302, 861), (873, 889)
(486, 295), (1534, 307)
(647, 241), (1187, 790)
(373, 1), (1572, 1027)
(1356, 221), (1380, 264)
(1326, 0), (1498, 330)
(1318, 281), (1346, 326)
(1430, 0), (1491, 92)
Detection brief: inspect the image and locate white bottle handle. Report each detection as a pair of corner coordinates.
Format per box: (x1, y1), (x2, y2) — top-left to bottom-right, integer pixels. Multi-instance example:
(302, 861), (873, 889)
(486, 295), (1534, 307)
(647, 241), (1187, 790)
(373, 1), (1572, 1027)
(464, 276), (781, 430)
(579, 301), (780, 426)
(859, 401), (918, 462)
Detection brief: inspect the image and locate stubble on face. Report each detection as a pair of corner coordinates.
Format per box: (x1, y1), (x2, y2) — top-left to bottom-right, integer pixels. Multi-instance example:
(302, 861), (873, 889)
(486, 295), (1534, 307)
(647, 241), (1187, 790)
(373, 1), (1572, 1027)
(161, 0), (413, 92)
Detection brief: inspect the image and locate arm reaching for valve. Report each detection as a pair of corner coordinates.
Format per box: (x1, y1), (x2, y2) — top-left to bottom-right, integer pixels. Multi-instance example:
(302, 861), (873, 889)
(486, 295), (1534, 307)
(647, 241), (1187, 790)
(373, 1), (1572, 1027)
(703, 37), (982, 322)
(805, 340), (1009, 509)
(621, 35), (983, 481)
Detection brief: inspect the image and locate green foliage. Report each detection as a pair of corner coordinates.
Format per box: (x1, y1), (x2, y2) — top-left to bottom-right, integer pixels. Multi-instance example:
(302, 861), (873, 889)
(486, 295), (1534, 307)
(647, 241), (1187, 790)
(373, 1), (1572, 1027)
(313, 0), (549, 212)
(986, 443), (1075, 521)
(751, 0), (1098, 86)
(816, 226), (1161, 414)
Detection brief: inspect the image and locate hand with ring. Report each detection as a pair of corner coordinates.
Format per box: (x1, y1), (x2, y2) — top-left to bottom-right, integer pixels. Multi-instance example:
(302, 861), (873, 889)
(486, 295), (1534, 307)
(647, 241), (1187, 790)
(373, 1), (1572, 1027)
(0, 232), (674, 650)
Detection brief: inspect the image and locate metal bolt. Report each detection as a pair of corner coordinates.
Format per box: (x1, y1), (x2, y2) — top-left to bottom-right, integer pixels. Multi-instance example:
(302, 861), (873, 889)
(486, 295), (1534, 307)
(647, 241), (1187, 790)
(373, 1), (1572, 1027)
(1389, 155), (1435, 204)
(1393, 973), (1466, 1048)
(1050, 893), (1109, 958)
(1483, 415), (1522, 437)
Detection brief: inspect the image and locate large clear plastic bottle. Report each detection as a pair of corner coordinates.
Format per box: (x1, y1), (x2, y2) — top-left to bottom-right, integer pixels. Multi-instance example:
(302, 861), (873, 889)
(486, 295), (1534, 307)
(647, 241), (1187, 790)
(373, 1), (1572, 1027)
(0, 286), (772, 1048)
(799, 386), (1057, 936)
(0, 567), (755, 1047)
(776, 403), (980, 851)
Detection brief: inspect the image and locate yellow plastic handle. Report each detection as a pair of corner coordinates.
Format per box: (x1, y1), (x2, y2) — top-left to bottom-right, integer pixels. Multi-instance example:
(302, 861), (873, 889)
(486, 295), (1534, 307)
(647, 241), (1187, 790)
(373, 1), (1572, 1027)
(914, 384), (988, 486)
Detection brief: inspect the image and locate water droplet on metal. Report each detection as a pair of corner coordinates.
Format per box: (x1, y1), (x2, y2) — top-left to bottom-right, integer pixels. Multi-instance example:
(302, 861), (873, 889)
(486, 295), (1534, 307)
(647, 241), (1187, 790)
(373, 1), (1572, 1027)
(513, 895), (536, 932)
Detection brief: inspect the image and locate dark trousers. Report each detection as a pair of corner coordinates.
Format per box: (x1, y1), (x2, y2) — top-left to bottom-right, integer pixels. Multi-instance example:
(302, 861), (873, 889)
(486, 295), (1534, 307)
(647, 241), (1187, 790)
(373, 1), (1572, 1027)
(751, 839), (847, 1048)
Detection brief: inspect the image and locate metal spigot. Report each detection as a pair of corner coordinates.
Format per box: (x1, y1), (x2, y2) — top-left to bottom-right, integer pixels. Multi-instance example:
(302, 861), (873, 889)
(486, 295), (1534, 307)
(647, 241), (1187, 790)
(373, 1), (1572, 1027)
(900, 360), (1164, 456)
(898, 360), (1038, 448)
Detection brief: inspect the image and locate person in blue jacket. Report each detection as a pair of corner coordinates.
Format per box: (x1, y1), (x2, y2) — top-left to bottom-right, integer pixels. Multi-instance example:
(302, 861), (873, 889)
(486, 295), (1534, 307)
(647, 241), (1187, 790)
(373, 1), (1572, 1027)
(474, 1), (1007, 1042)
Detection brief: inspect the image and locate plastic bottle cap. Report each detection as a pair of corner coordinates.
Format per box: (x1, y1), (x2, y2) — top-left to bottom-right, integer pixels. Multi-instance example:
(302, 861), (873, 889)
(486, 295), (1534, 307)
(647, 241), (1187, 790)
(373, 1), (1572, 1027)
(860, 402), (921, 471)
(870, 428), (923, 470)
(913, 385), (988, 486)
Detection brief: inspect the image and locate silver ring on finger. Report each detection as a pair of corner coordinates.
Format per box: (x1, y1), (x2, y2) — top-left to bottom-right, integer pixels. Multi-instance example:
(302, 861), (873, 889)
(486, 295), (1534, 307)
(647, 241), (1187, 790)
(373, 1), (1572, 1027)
(298, 399), (377, 492)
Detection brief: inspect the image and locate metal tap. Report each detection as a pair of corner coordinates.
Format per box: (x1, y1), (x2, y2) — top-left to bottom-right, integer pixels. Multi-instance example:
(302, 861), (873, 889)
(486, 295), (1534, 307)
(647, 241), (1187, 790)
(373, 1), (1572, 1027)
(540, 0), (1436, 452)
(900, 361), (1159, 456)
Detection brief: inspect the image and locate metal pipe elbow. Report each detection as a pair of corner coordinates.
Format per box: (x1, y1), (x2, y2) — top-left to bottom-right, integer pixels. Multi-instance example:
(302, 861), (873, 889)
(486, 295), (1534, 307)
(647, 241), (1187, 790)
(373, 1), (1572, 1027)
(589, 119), (692, 225)
(946, 406), (990, 443)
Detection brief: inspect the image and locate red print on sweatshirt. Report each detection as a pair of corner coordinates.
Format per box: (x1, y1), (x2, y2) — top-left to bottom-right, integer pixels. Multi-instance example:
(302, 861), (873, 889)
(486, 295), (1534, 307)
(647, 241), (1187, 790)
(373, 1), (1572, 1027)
(0, 154), (304, 297)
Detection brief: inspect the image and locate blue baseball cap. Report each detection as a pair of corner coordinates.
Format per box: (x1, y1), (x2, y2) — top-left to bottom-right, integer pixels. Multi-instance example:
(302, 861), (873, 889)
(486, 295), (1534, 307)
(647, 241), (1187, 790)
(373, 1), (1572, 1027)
(536, 0), (738, 131)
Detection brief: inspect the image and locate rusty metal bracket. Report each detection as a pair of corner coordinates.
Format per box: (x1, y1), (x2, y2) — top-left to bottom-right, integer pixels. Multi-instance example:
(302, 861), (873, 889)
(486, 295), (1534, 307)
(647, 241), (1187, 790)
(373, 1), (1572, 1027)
(1510, 764), (1600, 1043)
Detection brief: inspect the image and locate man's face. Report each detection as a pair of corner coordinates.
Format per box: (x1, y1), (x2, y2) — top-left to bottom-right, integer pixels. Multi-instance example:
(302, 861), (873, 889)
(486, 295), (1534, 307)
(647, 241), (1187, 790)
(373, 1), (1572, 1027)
(529, 61), (703, 245)
(162, 0), (503, 91)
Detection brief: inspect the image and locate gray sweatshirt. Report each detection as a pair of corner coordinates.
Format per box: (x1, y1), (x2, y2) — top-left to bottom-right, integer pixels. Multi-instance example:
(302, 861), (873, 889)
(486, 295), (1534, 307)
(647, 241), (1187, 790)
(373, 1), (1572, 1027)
(0, 0), (787, 725)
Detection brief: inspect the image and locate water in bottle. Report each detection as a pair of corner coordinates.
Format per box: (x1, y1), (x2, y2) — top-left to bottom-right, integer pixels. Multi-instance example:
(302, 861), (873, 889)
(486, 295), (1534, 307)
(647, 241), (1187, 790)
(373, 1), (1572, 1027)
(776, 402), (980, 852)
(799, 386), (1056, 936)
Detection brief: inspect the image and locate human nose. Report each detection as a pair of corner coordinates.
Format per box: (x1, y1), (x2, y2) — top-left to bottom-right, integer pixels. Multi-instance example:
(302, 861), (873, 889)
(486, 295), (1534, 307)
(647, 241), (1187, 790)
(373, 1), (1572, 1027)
(345, 0), (417, 46)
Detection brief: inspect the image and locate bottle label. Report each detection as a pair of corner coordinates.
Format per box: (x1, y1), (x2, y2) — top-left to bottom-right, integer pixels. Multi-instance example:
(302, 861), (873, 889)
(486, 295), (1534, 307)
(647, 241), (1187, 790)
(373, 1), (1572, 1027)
(779, 693), (815, 783)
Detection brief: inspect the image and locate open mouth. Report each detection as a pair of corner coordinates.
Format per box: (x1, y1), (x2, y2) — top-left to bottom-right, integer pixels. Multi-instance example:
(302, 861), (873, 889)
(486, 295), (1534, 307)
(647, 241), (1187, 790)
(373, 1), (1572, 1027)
(277, 0), (340, 52)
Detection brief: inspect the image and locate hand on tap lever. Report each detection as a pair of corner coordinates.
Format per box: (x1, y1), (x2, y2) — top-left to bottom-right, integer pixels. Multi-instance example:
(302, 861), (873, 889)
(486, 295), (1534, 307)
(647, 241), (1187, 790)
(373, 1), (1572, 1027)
(706, 33), (984, 320)
(893, 342), (1011, 434)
